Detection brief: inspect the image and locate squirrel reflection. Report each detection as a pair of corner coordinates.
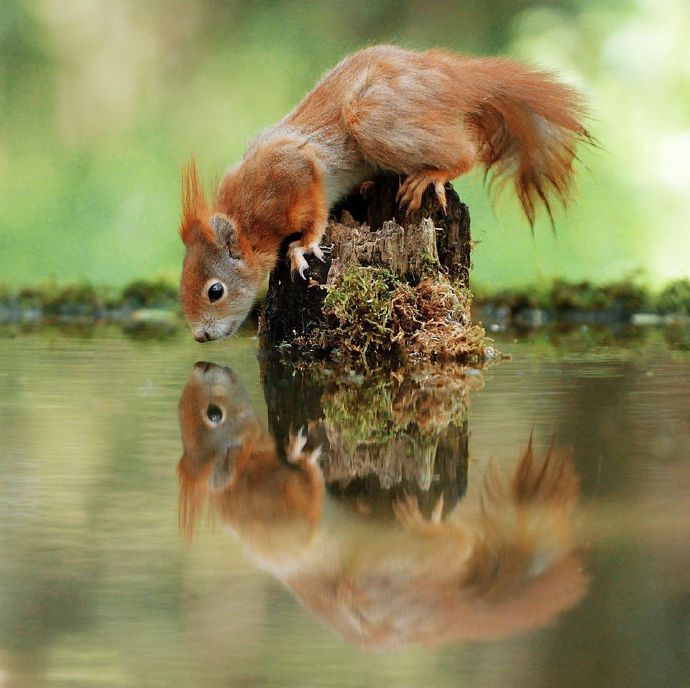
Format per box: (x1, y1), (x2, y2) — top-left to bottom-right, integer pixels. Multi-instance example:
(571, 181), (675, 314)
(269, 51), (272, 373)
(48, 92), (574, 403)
(177, 362), (587, 649)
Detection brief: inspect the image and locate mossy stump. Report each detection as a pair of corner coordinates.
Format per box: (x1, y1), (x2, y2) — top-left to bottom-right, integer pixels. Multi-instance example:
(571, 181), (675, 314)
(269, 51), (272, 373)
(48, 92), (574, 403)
(260, 173), (483, 362)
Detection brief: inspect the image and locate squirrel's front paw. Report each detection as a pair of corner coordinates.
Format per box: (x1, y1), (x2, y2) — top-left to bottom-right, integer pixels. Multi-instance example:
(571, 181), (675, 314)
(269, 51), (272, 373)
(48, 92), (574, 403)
(310, 243), (326, 262)
(287, 241), (326, 280)
(287, 242), (310, 280)
(287, 426), (322, 465)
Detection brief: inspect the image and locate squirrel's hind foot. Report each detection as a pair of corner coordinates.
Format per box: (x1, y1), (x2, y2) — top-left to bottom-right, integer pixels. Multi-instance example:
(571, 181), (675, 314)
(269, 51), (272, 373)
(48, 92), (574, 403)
(397, 171), (448, 214)
(393, 494), (445, 533)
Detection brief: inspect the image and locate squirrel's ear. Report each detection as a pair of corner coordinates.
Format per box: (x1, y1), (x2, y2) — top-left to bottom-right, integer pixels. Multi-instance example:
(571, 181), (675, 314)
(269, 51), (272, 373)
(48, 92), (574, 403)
(210, 214), (244, 259)
(180, 158), (214, 246)
(208, 446), (237, 491)
(177, 453), (207, 541)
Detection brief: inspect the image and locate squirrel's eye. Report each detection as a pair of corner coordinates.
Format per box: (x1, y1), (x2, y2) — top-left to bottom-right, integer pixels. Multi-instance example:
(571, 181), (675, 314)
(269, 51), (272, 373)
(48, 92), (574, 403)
(208, 283), (224, 303)
(206, 404), (224, 424)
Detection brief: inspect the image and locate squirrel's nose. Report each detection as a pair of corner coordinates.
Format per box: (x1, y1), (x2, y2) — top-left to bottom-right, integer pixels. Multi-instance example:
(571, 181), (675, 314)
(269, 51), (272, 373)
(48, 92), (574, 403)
(194, 330), (211, 343)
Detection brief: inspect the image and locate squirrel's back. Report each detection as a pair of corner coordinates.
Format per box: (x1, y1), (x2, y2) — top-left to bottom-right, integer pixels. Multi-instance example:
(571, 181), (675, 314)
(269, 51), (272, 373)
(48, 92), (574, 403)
(284, 45), (591, 223)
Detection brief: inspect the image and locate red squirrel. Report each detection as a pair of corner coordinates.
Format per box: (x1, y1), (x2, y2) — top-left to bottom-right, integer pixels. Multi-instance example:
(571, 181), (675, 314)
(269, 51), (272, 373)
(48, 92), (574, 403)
(179, 45), (590, 342)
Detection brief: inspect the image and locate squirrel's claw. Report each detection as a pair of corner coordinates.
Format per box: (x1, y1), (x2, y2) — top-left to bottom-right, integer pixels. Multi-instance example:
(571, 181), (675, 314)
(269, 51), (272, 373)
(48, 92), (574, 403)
(287, 243), (310, 280)
(434, 182), (448, 214)
(287, 426), (308, 462)
(393, 494), (426, 530)
(288, 241), (327, 278)
(394, 493), (446, 533)
(310, 243), (326, 263)
(360, 180), (376, 198)
(397, 174), (429, 214)
(286, 427), (321, 465)
(397, 172), (450, 214)
(430, 493), (445, 523)
(307, 445), (322, 465)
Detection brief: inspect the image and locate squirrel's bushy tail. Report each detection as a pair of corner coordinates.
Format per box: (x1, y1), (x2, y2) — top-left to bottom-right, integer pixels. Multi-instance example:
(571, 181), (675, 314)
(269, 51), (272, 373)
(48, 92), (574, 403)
(462, 57), (592, 225)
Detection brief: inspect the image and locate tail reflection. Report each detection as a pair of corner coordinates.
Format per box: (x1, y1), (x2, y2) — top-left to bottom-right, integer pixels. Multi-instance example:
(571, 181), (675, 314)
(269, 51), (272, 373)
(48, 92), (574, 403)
(177, 362), (587, 649)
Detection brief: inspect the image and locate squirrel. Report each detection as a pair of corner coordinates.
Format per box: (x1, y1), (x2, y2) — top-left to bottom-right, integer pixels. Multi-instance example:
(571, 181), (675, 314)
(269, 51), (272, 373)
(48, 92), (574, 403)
(176, 362), (586, 648)
(178, 44), (591, 342)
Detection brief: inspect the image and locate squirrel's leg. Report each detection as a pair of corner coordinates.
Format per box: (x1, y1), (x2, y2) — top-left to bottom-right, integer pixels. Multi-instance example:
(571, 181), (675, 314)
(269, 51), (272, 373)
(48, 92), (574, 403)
(287, 232), (327, 280)
(393, 494), (472, 554)
(343, 80), (478, 213)
(285, 179), (329, 280)
(286, 426), (322, 465)
(287, 242), (319, 280)
(397, 154), (476, 214)
(394, 494), (446, 532)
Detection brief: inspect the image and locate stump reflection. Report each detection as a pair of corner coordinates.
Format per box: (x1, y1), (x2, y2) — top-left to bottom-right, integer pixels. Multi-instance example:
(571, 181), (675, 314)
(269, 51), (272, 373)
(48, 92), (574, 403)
(260, 357), (478, 520)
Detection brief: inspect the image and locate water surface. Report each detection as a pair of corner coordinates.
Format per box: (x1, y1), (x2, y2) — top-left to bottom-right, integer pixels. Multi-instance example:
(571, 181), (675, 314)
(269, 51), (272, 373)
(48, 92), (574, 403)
(0, 327), (688, 687)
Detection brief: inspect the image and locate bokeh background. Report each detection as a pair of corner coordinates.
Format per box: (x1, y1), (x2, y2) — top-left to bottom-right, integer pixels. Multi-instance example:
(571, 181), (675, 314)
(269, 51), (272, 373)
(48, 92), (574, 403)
(1, 0), (689, 292)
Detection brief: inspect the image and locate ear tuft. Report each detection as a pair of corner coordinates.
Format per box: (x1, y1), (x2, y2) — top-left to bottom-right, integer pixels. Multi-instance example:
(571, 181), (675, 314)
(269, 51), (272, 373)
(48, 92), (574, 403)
(180, 157), (214, 246)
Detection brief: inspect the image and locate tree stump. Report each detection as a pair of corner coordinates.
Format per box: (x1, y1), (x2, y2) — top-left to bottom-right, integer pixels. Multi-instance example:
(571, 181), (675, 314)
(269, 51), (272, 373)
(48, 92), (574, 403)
(260, 173), (474, 357)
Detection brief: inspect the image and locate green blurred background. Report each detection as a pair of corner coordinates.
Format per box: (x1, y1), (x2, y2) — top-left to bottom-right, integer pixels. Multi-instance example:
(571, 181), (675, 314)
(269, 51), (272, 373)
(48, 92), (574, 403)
(1, 0), (689, 293)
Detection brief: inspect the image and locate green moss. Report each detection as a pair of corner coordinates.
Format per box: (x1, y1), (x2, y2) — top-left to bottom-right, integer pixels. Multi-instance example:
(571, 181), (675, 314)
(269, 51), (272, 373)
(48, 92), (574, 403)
(417, 251), (443, 279)
(318, 265), (401, 360)
(302, 263), (487, 364)
(324, 379), (397, 445)
(319, 362), (478, 448)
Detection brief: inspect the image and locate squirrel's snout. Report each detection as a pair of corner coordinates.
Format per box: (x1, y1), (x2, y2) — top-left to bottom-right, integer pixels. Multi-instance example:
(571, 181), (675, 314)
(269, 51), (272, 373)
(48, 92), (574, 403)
(190, 318), (240, 343)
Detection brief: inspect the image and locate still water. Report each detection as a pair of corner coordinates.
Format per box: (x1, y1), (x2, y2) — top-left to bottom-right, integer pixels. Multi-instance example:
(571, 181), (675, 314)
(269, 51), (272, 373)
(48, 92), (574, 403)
(0, 326), (688, 688)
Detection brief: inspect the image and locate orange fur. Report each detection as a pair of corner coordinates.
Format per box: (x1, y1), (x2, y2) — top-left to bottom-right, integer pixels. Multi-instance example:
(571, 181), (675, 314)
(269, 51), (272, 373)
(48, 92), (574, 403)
(177, 363), (324, 550)
(179, 158), (214, 246)
(178, 45), (592, 340)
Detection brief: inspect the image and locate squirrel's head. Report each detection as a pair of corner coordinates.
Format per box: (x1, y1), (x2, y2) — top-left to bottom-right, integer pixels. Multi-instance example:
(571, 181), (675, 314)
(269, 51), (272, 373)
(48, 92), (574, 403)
(177, 362), (324, 561)
(177, 362), (258, 471)
(178, 160), (267, 342)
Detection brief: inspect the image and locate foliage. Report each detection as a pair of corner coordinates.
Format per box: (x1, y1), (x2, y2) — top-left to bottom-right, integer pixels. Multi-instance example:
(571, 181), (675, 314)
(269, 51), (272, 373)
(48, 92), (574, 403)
(548, 279), (650, 314)
(476, 277), (657, 318)
(656, 279), (690, 316)
(1, 0), (689, 290)
(121, 278), (179, 310)
(42, 283), (104, 317)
